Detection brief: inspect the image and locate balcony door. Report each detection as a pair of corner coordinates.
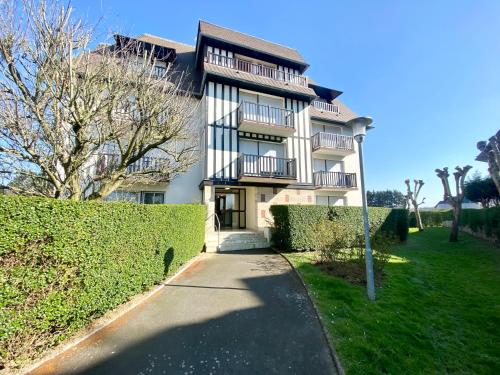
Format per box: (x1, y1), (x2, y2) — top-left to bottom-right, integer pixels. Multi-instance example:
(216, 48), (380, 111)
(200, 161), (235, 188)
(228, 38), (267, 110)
(240, 139), (285, 175)
(239, 90), (284, 125)
(313, 159), (343, 173)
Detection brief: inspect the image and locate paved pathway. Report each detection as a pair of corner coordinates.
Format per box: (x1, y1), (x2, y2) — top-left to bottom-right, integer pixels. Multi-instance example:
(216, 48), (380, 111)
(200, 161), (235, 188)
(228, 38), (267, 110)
(31, 250), (337, 375)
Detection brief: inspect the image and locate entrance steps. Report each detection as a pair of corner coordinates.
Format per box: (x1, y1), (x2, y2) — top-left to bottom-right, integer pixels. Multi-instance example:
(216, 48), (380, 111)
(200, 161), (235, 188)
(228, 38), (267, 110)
(205, 230), (269, 252)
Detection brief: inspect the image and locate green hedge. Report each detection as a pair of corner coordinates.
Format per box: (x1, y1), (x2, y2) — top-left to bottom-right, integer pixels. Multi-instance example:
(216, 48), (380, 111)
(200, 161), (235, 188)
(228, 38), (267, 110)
(409, 210), (453, 227)
(270, 205), (408, 251)
(0, 195), (205, 367)
(460, 207), (500, 241)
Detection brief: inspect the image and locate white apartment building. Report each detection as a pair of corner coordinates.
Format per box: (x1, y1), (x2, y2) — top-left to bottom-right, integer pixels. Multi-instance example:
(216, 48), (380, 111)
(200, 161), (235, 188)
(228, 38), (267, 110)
(106, 21), (371, 249)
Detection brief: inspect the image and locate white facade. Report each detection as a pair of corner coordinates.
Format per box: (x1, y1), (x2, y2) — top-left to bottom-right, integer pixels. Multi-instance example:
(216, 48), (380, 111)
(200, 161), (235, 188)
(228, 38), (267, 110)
(107, 22), (366, 237)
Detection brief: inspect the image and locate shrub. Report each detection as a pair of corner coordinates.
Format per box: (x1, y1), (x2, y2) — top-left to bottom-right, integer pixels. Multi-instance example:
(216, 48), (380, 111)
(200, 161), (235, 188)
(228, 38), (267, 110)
(409, 210), (453, 227)
(0, 195), (205, 368)
(460, 207), (500, 241)
(314, 220), (353, 264)
(270, 205), (408, 251)
(312, 219), (392, 285)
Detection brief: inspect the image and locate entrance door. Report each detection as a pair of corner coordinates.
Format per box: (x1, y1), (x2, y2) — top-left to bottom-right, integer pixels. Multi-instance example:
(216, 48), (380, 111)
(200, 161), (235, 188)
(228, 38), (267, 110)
(215, 188), (246, 229)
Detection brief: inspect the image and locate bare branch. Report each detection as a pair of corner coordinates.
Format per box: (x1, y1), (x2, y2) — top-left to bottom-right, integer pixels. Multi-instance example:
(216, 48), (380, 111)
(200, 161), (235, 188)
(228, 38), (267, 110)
(0, 0), (198, 200)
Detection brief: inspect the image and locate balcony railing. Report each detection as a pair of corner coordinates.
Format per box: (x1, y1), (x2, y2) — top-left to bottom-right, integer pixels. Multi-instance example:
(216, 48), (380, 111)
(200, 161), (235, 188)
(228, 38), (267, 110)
(151, 65), (167, 78)
(205, 52), (308, 87)
(238, 101), (294, 129)
(311, 132), (354, 152)
(312, 100), (340, 114)
(313, 171), (357, 188)
(96, 153), (169, 175)
(238, 154), (296, 179)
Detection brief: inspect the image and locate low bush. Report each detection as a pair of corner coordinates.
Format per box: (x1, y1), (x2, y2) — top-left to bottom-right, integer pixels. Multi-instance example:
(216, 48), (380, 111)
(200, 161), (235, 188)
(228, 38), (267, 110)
(313, 219), (392, 284)
(409, 210), (453, 227)
(270, 205), (408, 252)
(460, 207), (500, 241)
(0, 195), (205, 368)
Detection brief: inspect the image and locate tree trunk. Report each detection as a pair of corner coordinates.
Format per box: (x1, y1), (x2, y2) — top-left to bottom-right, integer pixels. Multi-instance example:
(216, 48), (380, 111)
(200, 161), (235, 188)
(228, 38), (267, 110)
(449, 205), (461, 242)
(414, 207), (424, 231)
(491, 171), (500, 195)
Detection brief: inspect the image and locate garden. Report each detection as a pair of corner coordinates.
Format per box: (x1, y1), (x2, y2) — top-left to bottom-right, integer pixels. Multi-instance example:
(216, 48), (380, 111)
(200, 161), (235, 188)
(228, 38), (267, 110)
(271, 206), (500, 374)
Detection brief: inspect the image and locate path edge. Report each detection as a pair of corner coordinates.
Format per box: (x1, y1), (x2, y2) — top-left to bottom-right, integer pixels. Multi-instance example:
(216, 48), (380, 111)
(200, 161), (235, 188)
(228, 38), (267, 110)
(14, 253), (204, 375)
(276, 250), (346, 375)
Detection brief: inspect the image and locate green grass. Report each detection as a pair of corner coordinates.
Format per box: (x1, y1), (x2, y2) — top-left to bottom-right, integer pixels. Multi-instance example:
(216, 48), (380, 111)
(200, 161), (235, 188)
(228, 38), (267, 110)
(285, 227), (500, 375)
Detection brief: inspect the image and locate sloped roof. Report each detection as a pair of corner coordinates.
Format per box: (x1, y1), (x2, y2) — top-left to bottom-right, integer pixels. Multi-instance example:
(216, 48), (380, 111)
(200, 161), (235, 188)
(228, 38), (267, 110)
(198, 21), (307, 67)
(136, 34), (202, 95)
(203, 62), (316, 98)
(309, 99), (358, 124)
(137, 34), (195, 53)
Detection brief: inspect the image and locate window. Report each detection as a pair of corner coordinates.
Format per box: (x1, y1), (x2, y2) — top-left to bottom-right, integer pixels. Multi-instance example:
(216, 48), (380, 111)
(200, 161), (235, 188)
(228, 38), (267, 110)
(142, 191), (165, 204)
(311, 122), (343, 136)
(316, 196), (345, 206)
(313, 159), (343, 173)
(105, 190), (140, 203)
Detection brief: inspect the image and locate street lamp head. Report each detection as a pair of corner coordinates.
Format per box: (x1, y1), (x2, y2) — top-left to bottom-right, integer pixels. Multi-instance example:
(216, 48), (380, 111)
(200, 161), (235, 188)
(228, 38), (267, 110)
(347, 116), (373, 142)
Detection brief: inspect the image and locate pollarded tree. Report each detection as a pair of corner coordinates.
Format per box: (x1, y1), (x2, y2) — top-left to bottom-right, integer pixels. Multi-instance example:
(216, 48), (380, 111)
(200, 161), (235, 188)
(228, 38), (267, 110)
(404, 179), (425, 231)
(0, 0), (198, 200)
(435, 166), (472, 242)
(476, 130), (500, 194)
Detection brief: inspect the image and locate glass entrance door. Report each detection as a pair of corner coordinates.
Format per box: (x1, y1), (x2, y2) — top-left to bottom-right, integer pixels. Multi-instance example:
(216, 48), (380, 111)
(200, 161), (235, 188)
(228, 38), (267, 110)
(215, 188), (246, 229)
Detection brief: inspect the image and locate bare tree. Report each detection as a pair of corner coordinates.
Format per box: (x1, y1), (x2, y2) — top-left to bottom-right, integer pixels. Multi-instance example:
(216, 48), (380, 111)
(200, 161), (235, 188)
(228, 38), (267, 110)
(0, 0), (199, 200)
(476, 130), (500, 194)
(404, 179), (425, 231)
(435, 166), (472, 242)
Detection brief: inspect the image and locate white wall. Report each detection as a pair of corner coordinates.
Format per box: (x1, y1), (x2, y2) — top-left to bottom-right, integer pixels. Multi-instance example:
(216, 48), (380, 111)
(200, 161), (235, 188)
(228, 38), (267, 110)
(285, 98), (313, 184)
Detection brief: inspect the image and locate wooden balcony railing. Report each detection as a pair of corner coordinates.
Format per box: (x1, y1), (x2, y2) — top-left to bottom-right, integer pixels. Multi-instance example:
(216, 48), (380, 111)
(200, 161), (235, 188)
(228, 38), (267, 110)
(238, 154), (297, 179)
(205, 52), (308, 87)
(313, 171), (357, 188)
(311, 132), (354, 152)
(96, 153), (169, 175)
(238, 101), (294, 129)
(312, 100), (340, 114)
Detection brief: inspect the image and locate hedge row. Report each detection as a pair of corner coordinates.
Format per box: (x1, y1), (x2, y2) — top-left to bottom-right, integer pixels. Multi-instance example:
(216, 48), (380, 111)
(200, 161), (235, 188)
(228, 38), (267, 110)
(269, 205), (409, 251)
(460, 207), (500, 241)
(409, 210), (453, 227)
(0, 195), (206, 367)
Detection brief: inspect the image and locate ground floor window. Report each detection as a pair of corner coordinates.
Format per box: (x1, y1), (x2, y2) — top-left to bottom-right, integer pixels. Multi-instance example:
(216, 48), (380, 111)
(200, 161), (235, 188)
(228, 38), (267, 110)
(142, 191), (165, 204)
(106, 190), (140, 203)
(316, 195), (345, 206)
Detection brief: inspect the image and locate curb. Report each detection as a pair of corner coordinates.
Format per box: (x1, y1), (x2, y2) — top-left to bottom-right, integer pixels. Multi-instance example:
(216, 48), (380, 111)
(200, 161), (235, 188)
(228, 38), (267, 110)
(16, 254), (204, 375)
(276, 250), (346, 375)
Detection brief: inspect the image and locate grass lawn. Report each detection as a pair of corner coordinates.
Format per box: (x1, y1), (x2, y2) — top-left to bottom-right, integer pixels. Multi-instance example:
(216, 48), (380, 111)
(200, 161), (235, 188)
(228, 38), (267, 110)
(285, 227), (500, 375)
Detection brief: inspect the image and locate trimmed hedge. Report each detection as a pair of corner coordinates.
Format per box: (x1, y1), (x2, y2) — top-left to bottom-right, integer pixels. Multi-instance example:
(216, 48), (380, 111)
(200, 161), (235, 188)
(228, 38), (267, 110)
(270, 205), (408, 251)
(0, 195), (205, 367)
(460, 207), (500, 241)
(409, 210), (453, 227)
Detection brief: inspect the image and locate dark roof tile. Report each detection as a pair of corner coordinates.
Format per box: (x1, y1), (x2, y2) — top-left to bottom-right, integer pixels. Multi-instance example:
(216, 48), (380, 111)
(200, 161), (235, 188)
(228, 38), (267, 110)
(199, 21), (307, 66)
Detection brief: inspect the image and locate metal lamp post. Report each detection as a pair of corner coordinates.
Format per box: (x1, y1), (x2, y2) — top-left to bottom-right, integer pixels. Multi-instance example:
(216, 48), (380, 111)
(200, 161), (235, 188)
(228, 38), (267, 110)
(347, 116), (376, 301)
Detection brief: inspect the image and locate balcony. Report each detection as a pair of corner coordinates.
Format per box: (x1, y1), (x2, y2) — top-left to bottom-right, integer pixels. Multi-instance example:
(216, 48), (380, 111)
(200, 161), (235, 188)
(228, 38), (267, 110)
(151, 65), (167, 78)
(312, 100), (340, 114)
(205, 52), (308, 87)
(238, 101), (295, 136)
(314, 171), (357, 190)
(96, 153), (169, 176)
(237, 154), (297, 184)
(311, 132), (355, 155)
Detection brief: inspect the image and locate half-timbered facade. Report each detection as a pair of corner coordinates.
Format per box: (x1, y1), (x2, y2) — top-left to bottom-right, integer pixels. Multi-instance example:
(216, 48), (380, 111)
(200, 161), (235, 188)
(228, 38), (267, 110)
(106, 21), (367, 244)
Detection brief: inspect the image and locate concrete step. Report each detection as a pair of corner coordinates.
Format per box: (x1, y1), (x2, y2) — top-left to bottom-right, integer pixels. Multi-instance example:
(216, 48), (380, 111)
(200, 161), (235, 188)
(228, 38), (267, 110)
(205, 230), (269, 252)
